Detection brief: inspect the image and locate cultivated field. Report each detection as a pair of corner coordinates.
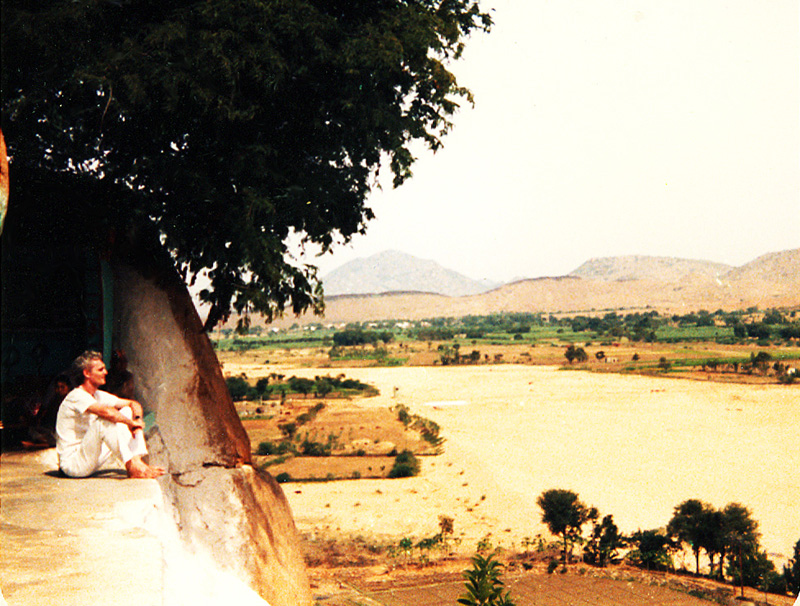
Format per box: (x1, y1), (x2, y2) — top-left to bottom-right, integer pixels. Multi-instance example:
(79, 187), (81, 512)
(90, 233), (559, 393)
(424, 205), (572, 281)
(224, 359), (799, 574)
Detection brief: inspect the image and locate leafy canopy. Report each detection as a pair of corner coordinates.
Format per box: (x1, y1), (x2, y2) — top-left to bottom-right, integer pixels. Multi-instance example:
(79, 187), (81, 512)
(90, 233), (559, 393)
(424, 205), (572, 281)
(537, 488), (597, 562)
(2, 0), (491, 327)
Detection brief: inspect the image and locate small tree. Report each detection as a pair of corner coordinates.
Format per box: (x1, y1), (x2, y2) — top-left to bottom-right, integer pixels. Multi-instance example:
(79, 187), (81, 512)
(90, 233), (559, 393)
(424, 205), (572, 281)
(313, 376), (333, 398)
(537, 489), (596, 563)
(458, 552), (515, 606)
(722, 503), (761, 596)
(225, 375), (254, 401)
(564, 345), (588, 364)
(783, 538), (800, 596)
(288, 376), (314, 398)
(583, 515), (625, 567)
(627, 529), (673, 571)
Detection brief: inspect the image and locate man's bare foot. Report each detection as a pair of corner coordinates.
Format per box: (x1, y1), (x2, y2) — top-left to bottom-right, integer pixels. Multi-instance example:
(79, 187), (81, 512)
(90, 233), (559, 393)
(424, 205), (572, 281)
(125, 456), (166, 479)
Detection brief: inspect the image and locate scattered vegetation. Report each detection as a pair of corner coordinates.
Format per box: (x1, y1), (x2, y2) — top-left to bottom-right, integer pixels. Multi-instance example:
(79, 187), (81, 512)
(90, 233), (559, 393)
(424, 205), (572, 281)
(533, 489), (798, 599)
(216, 307), (799, 384)
(394, 404), (445, 450)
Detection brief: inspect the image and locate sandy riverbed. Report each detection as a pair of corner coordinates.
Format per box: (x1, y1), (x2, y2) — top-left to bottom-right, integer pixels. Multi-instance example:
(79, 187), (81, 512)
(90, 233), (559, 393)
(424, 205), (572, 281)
(230, 363), (799, 568)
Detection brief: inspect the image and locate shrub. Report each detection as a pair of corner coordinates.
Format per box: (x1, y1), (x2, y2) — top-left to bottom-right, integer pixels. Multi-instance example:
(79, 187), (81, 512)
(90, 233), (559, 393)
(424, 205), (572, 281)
(388, 450), (420, 478)
(458, 552), (515, 606)
(257, 441), (294, 456)
(275, 472), (291, 483)
(257, 441), (275, 456)
(301, 439), (331, 457)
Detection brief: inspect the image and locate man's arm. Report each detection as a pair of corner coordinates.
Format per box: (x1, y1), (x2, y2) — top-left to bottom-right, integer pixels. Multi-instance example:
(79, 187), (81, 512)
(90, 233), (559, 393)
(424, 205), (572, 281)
(112, 398), (143, 420)
(85, 403), (144, 432)
(97, 390), (144, 421)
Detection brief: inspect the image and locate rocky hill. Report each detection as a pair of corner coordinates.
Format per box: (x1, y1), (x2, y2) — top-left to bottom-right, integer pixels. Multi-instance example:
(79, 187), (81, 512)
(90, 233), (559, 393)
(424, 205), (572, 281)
(569, 256), (732, 283)
(723, 248), (800, 283)
(321, 250), (498, 297)
(236, 249), (799, 328)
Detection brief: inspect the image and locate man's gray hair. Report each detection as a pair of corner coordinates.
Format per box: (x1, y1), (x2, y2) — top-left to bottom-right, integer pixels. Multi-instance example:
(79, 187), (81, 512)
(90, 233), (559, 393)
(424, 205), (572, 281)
(72, 350), (104, 379)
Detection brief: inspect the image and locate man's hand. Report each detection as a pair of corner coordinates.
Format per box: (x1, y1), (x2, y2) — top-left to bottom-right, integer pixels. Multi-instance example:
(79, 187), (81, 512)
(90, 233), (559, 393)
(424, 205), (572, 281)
(87, 403), (144, 432)
(117, 399), (143, 420)
(130, 400), (143, 420)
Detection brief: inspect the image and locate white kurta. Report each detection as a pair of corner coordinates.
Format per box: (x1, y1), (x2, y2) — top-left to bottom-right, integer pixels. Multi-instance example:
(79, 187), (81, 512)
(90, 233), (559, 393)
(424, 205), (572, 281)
(55, 387), (148, 477)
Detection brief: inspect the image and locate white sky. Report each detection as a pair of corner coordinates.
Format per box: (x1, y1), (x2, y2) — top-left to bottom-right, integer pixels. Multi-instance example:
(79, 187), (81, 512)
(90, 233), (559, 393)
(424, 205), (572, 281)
(303, 0), (799, 283)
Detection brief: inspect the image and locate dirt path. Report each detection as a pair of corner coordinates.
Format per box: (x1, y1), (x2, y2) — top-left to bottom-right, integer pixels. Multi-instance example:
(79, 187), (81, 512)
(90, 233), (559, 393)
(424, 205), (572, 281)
(243, 364), (799, 568)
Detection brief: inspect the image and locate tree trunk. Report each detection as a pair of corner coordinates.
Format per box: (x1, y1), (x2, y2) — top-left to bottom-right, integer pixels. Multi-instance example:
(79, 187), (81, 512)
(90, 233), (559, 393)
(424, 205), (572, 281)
(112, 233), (311, 606)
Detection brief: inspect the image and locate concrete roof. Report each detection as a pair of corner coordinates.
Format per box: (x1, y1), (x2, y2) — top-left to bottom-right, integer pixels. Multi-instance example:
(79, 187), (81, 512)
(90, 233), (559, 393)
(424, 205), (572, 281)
(1, 449), (162, 605)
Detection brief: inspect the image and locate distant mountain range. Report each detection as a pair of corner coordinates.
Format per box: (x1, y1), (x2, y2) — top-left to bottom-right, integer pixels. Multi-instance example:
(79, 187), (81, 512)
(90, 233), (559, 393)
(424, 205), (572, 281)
(321, 250), (500, 297)
(323, 249), (798, 297)
(232, 248), (798, 328)
(568, 256), (732, 283)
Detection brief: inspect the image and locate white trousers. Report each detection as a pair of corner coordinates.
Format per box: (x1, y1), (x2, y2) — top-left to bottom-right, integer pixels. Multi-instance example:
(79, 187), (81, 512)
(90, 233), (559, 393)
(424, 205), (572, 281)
(59, 407), (148, 478)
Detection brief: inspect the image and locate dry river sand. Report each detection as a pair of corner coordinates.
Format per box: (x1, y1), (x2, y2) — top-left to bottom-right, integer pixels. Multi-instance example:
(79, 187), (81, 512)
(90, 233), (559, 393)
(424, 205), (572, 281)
(257, 365), (799, 568)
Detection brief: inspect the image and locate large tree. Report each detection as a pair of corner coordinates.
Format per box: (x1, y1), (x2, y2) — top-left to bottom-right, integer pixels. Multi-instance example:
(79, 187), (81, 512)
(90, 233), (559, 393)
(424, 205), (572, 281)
(667, 499), (715, 575)
(2, 0), (491, 327)
(537, 488), (597, 564)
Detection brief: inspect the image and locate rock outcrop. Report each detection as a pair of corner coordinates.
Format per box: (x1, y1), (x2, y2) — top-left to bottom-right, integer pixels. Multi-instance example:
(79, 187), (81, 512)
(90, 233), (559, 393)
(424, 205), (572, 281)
(113, 236), (311, 606)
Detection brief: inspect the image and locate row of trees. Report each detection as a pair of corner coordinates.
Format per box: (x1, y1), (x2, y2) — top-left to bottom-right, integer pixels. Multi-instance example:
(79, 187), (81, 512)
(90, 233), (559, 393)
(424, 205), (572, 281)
(536, 489), (799, 597)
(226, 373), (372, 401)
(318, 309), (800, 347)
(332, 329), (394, 347)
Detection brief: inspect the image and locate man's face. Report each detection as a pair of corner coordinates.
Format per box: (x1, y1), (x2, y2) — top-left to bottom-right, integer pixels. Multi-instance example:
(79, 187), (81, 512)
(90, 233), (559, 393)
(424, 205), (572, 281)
(84, 360), (108, 388)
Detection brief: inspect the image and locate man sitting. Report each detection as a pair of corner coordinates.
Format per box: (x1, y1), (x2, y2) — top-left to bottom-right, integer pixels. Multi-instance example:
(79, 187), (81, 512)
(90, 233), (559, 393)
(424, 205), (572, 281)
(56, 351), (165, 479)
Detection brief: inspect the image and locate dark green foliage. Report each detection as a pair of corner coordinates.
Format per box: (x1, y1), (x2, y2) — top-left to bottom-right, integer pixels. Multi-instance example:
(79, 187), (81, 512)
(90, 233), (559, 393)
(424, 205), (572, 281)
(537, 489), (596, 563)
(3, 0), (491, 327)
(750, 351), (772, 374)
(784, 538), (800, 595)
(583, 515), (625, 567)
(333, 329), (393, 347)
(294, 402), (325, 426)
(627, 529), (673, 571)
(313, 377), (333, 398)
(256, 441), (275, 456)
(300, 439), (331, 457)
(667, 499), (761, 582)
(779, 324), (800, 339)
(226, 375), (256, 401)
(255, 377), (271, 396)
(393, 404), (444, 449)
(388, 449), (420, 478)
(278, 422), (297, 440)
(564, 345), (588, 364)
(667, 499), (714, 575)
(747, 324), (772, 340)
(275, 472), (291, 483)
(288, 376), (315, 397)
(256, 440), (293, 456)
(458, 552), (515, 606)
(727, 547), (781, 593)
(415, 327), (455, 341)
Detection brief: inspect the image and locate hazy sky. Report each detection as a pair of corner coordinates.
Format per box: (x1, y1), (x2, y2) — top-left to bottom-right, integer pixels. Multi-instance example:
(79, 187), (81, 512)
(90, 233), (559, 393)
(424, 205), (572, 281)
(303, 0), (799, 283)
